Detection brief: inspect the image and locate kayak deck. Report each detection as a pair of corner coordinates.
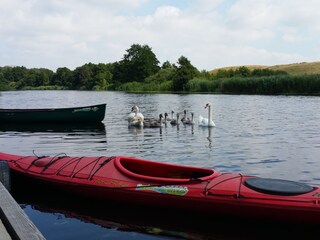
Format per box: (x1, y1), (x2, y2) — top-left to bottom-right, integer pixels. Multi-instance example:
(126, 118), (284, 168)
(8, 153), (219, 183)
(1, 152), (320, 224)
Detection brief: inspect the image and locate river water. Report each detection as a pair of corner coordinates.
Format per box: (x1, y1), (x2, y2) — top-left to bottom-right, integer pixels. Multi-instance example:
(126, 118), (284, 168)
(0, 90), (320, 239)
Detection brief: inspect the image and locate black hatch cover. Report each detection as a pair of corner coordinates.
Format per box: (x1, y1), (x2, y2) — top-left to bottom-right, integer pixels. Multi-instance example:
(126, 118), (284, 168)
(244, 177), (314, 196)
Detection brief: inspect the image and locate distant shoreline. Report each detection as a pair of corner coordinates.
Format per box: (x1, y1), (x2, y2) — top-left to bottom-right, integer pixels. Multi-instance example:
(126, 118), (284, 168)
(210, 61), (320, 75)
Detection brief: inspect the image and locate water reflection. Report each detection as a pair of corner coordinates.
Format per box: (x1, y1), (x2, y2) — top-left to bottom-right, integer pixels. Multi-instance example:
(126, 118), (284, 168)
(207, 127), (213, 148)
(198, 126), (213, 149)
(12, 176), (319, 240)
(0, 122), (107, 155)
(0, 122), (106, 133)
(128, 125), (144, 135)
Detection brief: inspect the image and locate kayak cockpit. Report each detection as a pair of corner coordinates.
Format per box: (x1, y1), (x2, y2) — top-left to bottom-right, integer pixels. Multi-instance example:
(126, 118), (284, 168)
(115, 156), (219, 183)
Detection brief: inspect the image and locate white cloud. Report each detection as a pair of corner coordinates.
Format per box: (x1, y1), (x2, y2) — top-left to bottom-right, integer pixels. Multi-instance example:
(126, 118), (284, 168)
(154, 6), (181, 18)
(0, 0), (320, 71)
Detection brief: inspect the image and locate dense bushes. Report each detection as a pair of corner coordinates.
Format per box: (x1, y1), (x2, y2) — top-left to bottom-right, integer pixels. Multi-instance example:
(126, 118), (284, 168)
(184, 75), (320, 95)
(1, 64), (320, 95)
(117, 81), (172, 92)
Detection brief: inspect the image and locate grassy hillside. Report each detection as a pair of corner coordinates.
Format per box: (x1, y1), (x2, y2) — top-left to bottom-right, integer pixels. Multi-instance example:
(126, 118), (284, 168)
(210, 61), (320, 75)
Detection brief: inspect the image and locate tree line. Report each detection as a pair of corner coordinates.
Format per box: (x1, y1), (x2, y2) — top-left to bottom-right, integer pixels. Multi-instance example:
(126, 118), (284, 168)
(1, 43), (319, 95)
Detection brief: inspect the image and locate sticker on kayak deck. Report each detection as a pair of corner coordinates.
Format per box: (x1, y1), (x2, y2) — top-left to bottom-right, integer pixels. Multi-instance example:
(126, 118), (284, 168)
(312, 192), (320, 197)
(94, 179), (129, 187)
(136, 184), (188, 196)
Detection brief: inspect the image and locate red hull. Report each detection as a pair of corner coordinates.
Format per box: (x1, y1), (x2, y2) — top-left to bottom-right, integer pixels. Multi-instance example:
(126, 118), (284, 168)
(1, 152), (320, 224)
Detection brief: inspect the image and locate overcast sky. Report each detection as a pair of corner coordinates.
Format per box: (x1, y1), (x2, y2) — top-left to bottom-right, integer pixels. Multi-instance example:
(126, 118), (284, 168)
(1, 0), (319, 71)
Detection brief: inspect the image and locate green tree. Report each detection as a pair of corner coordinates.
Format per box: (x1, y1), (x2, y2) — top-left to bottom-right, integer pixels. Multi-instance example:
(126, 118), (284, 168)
(161, 61), (173, 69)
(0, 69), (11, 90)
(28, 68), (53, 87)
(114, 44), (160, 83)
(251, 68), (288, 77)
(9, 66), (28, 89)
(11, 66), (28, 82)
(51, 67), (73, 88)
(72, 64), (93, 90)
(235, 66), (250, 77)
(215, 69), (235, 79)
(145, 67), (176, 83)
(91, 63), (113, 90)
(172, 56), (199, 91)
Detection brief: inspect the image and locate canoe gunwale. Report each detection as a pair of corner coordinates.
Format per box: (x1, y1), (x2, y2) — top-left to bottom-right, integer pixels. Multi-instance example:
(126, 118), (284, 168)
(0, 103), (106, 112)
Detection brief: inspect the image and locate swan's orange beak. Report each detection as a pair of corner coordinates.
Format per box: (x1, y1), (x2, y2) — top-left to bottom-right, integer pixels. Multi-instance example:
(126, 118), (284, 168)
(204, 104), (209, 109)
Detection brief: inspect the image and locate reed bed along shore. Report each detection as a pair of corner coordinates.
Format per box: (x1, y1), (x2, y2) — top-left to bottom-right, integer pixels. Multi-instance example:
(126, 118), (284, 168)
(117, 74), (320, 95)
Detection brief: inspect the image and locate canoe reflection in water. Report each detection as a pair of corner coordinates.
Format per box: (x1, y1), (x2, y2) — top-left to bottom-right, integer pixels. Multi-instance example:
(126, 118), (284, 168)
(0, 123), (107, 154)
(11, 175), (319, 240)
(0, 122), (106, 133)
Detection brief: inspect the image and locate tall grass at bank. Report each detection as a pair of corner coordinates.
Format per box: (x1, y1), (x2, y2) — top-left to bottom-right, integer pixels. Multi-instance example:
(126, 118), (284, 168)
(186, 74), (320, 95)
(22, 85), (67, 90)
(5, 74), (319, 95)
(117, 80), (172, 92)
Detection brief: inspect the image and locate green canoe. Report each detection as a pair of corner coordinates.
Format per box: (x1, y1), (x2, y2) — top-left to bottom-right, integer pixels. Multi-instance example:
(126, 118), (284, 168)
(0, 103), (106, 123)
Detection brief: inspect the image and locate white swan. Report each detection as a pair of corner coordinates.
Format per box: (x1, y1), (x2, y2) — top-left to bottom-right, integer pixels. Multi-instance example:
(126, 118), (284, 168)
(198, 103), (215, 127)
(128, 105), (144, 127)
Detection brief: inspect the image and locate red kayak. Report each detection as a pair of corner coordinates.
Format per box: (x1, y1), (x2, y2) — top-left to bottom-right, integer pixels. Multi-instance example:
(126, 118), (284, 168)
(1, 152), (319, 224)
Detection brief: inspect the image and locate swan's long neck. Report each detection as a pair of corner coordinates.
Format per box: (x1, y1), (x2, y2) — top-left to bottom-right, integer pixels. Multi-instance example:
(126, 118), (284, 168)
(135, 106), (139, 116)
(207, 105), (211, 124)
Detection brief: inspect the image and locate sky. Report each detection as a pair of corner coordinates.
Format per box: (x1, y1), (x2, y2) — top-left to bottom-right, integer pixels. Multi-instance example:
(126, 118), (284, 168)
(1, 0), (320, 72)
